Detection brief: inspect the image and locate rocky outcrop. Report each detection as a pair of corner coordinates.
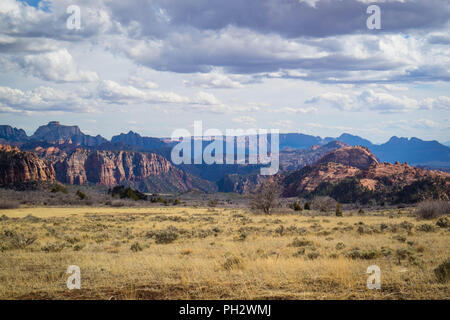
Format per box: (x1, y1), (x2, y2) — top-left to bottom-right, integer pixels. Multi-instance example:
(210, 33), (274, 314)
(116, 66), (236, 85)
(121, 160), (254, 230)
(0, 144), (55, 186)
(32, 121), (107, 147)
(43, 147), (215, 193)
(282, 147), (450, 200)
(280, 141), (348, 171)
(314, 146), (378, 170)
(0, 125), (29, 142)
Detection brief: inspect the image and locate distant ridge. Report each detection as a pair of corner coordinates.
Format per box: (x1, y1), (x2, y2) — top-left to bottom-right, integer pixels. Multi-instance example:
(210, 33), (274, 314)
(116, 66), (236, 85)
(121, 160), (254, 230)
(0, 122), (448, 171)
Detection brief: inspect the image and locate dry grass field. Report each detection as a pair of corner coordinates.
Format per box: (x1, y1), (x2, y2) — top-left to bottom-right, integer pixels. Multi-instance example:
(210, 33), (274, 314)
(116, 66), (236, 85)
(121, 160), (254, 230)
(0, 206), (448, 300)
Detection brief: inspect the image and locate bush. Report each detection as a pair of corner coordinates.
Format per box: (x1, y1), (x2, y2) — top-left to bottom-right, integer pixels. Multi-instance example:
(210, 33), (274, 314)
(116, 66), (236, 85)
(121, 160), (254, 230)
(154, 228), (179, 244)
(292, 202), (303, 211)
(108, 186), (147, 201)
(0, 200), (20, 209)
(50, 184), (68, 194)
(434, 259), (450, 283)
(312, 196), (336, 213)
(335, 202), (343, 217)
(130, 242), (143, 252)
(76, 190), (87, 200)
(304, 202), (311, 210)
(416, 200), (450, 219)
(249, 181), (281, 214)
(436, 217), (449, 228)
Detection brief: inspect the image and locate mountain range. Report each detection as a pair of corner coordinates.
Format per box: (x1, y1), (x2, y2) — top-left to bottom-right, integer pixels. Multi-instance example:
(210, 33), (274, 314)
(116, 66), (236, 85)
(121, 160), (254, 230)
(0, 121), (449, 199)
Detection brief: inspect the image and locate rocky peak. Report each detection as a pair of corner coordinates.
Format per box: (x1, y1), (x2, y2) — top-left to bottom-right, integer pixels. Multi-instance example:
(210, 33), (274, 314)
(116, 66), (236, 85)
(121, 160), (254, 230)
(315, 146), (379, 170)
(0, 125), (29, 142)
(32, 121), (107, 147)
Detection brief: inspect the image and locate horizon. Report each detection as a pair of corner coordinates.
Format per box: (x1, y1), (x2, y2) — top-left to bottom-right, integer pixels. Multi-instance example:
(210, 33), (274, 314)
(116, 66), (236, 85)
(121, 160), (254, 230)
(1, 120), (449, 146)
(0, 0), (448, 144)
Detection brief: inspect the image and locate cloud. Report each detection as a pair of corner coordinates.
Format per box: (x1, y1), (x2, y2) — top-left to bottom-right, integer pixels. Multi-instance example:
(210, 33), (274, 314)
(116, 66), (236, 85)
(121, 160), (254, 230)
(128, 76), (159, 89)
(16, 49), (99, 82)
(183, 71), (245, 89)
(0, 85), (98, 113)
(98, 80), (189, 104)
(232, 116), (257, 125)
(306, 90), (450, 113)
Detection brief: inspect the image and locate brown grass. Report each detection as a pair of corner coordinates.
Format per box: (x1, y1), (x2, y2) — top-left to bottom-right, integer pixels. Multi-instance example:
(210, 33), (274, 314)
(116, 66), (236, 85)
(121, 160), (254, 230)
(0, 206), (448, 300)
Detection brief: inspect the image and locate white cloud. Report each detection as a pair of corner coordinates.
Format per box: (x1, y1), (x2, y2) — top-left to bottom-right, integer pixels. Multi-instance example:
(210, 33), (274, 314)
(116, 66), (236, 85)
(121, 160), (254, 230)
(18, 49), (99, 83)
(0, 85), (97, 113)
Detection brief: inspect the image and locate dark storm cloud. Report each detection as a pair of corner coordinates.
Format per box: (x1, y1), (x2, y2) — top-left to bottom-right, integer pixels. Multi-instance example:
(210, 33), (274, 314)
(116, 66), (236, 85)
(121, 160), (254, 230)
(156, 0), (450, 38)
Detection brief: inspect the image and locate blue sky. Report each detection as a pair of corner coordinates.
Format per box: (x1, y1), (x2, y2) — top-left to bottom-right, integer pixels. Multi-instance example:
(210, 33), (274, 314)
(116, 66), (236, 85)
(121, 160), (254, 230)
(0, 0), (449, 144)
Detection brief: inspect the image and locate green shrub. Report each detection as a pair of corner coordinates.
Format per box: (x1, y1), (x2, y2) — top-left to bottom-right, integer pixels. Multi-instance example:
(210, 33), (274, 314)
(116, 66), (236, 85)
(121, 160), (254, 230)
(153, 228), (179, 244)
(51, 184), (68, 194)
(130, 242), (143, 252)
(434, 259), (450, 283)
(335, 202), (343, 217)
(304, 202), (311, 210)
(76, 190), (87, 200)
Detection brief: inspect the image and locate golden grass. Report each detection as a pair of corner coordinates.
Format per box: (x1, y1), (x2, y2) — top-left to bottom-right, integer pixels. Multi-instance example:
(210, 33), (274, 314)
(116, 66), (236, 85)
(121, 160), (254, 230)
(0, 206), (448, 299)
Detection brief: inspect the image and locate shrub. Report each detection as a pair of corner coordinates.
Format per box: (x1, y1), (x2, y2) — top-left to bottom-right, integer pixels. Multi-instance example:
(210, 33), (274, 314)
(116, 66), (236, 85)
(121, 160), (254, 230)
(154, 228), (179, 244)
(249, 181), (281, 214)
(312, 196), (336, 213)
(434, 259), (450, 283)
(307, 252), (320, 260)
(50, 184), (68, 194)
(109, 186), (147, 201)
(416, 200), (450, 219)
(223, 256), (243, 270)
(292, 201), (303, 211)
(417, 224), (434, 232)
(290, 238), (313, 247)
(76, 190), (87, 200)
(208, 200), (218, 207)
(0, 200), (20, 209)
(335, 202), (343, 217)
(130, 242), (143, 252)
(304, 202), (311, 210)
(358, 208), (365, 215)
(436, 217), (449, 228)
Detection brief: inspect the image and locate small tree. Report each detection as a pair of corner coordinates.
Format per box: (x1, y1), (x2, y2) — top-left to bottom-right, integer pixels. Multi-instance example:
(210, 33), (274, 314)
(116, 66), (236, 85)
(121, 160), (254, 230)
(336, 202), (343, 217)
(250, 180), (281, 214)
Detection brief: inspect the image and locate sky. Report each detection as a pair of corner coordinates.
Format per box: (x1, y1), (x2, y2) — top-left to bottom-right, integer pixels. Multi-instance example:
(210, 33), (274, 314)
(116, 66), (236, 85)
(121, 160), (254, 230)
(0, 0), (449, 144)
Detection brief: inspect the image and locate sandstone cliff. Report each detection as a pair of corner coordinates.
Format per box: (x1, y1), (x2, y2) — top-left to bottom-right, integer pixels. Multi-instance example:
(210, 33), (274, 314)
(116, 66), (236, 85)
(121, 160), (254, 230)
(0, 144), (55, 186)
(38, 147), (216, 193)
(282, 147), (450, 201)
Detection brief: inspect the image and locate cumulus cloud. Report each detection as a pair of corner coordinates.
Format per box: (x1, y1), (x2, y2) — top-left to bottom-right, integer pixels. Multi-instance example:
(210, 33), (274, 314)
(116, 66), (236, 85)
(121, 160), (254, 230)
(98, 80), (188, 104)
(306, 90), (450, 113)
(17, 49), (99, 82)
(0, 85), (98, 113)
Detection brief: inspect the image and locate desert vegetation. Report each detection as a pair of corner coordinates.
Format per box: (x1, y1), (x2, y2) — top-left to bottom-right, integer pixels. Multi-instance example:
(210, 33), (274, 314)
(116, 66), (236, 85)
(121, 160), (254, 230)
(0, 201), (448, 300)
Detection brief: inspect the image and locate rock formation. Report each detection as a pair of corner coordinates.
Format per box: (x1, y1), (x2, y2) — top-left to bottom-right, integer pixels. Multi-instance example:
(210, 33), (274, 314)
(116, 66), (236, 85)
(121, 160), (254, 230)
(0, 144), (55, 186)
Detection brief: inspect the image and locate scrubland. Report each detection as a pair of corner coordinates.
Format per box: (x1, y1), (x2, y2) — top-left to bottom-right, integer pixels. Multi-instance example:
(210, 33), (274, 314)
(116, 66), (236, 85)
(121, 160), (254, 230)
(0, 206), (448, 299)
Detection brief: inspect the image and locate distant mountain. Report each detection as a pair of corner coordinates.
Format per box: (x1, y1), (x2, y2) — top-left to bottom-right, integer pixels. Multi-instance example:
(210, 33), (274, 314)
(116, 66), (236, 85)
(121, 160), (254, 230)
(279, 133), (323, 150)
(371, 137), (450, 165)
(32, 121), (107, 147)
(111, 131), (166, 151)
(334, 133), (374, 148)
(0, 125), (29, 142)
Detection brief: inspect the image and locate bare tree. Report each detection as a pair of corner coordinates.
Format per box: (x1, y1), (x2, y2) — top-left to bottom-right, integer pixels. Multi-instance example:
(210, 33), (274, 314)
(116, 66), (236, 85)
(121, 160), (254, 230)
(250, 180), (281, 214)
